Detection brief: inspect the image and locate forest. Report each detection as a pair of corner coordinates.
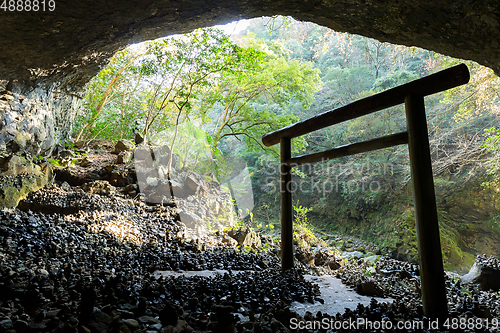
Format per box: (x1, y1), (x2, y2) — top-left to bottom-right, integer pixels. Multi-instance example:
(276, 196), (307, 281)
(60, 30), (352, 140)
(73, 16), (500, 273)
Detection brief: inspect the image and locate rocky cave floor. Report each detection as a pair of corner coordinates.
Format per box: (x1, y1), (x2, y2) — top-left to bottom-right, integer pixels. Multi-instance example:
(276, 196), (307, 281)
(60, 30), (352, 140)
(1, 145), (500, 332)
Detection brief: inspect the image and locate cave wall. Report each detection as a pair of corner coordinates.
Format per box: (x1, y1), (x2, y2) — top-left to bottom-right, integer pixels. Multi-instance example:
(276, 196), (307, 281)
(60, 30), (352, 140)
(0, 81), (77, 157)
(1, 0), (500, 155)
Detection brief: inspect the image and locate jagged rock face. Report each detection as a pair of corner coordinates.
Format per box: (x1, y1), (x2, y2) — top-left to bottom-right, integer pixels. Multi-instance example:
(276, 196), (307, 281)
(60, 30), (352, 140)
(0, 0), (499, 156)
(0, 82), (77, 157)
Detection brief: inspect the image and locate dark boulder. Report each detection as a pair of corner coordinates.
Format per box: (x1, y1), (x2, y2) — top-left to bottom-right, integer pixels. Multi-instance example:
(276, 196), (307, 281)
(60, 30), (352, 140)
(461, 255), (500, 291)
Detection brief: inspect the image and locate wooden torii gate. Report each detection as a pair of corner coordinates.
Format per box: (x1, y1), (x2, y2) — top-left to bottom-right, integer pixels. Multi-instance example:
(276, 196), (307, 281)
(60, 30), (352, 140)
(261, 64), (470, 319)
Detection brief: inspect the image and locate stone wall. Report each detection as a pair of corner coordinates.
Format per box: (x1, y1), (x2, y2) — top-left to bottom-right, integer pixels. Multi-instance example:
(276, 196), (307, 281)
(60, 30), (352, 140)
(0, 80), (79, 157)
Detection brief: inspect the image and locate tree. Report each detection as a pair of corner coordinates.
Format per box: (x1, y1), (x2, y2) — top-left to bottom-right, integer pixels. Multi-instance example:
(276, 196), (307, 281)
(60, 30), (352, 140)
(75, 48), (143, 142)
(138, 28), (257, 174)
(205, 39), (322, 155)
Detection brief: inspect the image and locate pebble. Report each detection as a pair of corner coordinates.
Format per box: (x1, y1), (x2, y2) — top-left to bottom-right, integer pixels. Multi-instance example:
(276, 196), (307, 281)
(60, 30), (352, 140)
(0, 163), (498, 332)
(138, 316), (161, 325)
(0, 317), (13, 330)
(122, 318), (139, 329)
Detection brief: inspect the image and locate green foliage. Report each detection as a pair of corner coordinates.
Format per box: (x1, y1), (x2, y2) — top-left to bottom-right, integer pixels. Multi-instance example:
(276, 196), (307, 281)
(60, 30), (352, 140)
(371, 70), (418, 91)
(75, 48), (143, 141)
(292, 203), (327, 248)
(47, 158), (63, 167)
(482, 127), (500, 188)
(75, 16), (500, 271)
(293, 202), (313, 225)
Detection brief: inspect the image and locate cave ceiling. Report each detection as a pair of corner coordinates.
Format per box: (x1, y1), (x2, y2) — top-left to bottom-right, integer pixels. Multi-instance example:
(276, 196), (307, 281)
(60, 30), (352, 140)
(1, 0), (499, 89)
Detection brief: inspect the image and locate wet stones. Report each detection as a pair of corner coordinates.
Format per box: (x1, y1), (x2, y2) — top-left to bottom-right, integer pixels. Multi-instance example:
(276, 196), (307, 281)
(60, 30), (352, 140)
(0, 155), (27, 176)
(54, 167), (100, 186)
(0, 317), (13, 331)
(0, 88), (74, 159)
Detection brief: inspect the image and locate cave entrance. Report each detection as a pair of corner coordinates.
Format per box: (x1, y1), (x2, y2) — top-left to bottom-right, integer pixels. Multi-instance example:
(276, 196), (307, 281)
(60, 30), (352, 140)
(263, 64), (470, 319)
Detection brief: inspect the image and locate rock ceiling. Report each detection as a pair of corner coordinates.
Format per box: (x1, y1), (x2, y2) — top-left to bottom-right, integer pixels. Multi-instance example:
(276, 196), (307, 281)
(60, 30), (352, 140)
(0, 0), (499, 88)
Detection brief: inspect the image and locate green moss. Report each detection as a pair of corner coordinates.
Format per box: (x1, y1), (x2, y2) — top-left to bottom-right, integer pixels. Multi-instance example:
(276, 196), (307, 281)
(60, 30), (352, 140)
(440, 230), (475, 271)
(0, 165), (51, 207)
(48, 158), (63, 167)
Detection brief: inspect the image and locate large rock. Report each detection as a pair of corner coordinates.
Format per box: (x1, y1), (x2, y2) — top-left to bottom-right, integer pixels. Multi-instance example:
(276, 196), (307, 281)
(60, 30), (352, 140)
(171, 186), (235, 236)
(87, 311), (112, 333)
(0, 160), (52, 207)
(461, 255), (500, 291)
(227, 228), (262, 248)
(0, 317), (13, 331)
(134, 132), (144, 145)
(109, 169), (131, 187)
(114, 139), (135, 154)
(295, 249), (315, 266)
(58, 149), (76, 159)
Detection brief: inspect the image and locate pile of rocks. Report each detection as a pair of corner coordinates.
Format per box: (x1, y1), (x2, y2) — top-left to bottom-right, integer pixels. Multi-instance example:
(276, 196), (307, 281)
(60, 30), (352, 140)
(46, 139), (237, 237)
(127, 140), (236, 236)
(1, 182), (323, 333)
(1, 140), (500, 332)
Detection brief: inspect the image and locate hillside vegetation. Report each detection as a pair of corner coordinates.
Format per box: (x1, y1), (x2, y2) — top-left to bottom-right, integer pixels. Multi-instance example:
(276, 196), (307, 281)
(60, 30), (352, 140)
(74, 16), (500, 272)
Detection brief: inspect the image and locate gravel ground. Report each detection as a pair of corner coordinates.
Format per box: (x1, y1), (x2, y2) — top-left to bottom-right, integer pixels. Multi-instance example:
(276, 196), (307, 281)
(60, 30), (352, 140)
(0, 182), (499, 332)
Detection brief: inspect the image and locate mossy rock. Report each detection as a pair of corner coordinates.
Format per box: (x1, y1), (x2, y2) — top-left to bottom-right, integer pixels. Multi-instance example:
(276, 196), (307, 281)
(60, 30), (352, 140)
(0, 162), (52, 207)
